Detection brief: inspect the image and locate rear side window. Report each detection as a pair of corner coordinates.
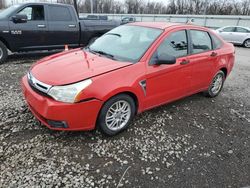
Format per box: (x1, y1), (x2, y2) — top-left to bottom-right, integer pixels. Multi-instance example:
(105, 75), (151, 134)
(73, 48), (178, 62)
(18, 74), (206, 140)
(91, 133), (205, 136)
(156, 30), (188, 58)
(235, 27), (249, 33)
(49, 6), (72, 21)
(190, 30), (212, 54)
(210, 34), (222, 49)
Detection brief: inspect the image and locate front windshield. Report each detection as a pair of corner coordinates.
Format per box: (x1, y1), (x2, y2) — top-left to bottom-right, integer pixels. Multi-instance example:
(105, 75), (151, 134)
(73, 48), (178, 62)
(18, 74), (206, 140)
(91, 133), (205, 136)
(0, 5), (21, 19)
(88, 25), (163, 63)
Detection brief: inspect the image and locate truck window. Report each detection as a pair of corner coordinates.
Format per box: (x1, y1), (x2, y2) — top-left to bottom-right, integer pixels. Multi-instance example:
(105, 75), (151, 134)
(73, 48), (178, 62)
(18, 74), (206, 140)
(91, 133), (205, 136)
(17, 5), (44, 21)
(49, 6), (72, 21)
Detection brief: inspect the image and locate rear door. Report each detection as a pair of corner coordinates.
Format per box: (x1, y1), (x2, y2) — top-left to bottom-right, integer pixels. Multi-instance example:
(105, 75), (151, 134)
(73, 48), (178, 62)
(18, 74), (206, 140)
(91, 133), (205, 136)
(8, 5), (48, 51)
(47, 5), (79, 48)
(232, 27), (250, 44)
(187, 29), (216, 92)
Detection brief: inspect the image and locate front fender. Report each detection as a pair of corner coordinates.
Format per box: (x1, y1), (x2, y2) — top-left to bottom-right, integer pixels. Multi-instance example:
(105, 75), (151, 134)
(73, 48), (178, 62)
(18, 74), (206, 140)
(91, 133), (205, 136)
(78, 62), (146, 112)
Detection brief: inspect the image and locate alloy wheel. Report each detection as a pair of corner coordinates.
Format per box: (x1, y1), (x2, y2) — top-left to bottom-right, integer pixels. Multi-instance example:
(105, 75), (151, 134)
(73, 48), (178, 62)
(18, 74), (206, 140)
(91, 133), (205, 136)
(105, 100), (131, 131)
(0, 47), (3, 60)
(244, 39), (250, 48)
(211, 74), (223, 94)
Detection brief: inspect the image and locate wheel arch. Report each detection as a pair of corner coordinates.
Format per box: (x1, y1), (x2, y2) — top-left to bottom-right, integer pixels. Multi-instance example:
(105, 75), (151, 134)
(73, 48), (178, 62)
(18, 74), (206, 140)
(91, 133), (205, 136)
(94, 90), (141, 130)
(0, 37), (11, 51)
(102, 90), (140, 114)
(220, 67), (228, 78)
(243, 38), (250, 46)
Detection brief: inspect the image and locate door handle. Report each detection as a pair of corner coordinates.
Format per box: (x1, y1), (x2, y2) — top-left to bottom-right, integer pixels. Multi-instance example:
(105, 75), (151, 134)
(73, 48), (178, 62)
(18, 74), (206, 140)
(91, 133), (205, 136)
(210, 52), (217, 57)
(180, 59), (190, 65)
(37, 24), (46, 28)
(68, 24), (76, 28)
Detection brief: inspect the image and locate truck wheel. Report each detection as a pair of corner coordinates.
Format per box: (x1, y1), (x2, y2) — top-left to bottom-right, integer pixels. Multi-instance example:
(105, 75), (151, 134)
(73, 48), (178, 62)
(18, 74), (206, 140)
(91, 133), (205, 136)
(97, 94), (136, 136)
(243, 39), (250, 48)
(0, 41), (8, 64)
(203, 71), (225, 98)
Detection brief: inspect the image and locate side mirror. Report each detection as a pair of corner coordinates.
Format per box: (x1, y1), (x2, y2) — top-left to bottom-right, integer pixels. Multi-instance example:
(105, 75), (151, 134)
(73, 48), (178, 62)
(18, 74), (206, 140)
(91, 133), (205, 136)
(155, 54), (176, 65)
(12, 14), (28, 23)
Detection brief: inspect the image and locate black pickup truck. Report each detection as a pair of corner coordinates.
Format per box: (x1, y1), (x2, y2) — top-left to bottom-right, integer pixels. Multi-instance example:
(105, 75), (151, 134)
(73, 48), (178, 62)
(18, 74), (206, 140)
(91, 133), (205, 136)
(0, 3), (119, 63)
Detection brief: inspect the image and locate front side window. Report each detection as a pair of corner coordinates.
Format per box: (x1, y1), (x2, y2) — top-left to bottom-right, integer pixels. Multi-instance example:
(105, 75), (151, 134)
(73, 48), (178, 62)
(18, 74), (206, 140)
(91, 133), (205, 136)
(88, 25), (163, 63)
(190, 30), (212, 54)
(154, 30), (188, 59)
(49, 6), (72, 21)
(17, 5), (44, 21)
(222, 27), (235, 32)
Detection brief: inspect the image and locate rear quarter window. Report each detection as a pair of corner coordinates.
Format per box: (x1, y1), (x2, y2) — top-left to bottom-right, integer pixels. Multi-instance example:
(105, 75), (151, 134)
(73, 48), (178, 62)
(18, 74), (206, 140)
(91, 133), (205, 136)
(210, 34), (223, 49)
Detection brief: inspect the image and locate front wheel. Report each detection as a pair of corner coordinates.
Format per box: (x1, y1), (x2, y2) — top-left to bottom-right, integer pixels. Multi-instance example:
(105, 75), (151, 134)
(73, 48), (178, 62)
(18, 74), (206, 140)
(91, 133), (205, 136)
(204, 71), (225, 98)
(97, 94), (136, 136)
(0, 41), (8, 64)
(243, 39), (250, 48)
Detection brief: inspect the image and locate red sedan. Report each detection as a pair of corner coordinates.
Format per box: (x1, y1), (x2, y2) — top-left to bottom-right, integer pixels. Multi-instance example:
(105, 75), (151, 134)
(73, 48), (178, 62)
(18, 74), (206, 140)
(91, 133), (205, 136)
(21, 22), (235, 136)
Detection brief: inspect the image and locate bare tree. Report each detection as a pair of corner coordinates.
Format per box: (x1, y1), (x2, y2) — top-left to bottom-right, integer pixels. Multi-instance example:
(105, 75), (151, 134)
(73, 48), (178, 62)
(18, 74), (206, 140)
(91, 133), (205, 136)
(54, 0), (250, 15)
(0, 0), (6, 9)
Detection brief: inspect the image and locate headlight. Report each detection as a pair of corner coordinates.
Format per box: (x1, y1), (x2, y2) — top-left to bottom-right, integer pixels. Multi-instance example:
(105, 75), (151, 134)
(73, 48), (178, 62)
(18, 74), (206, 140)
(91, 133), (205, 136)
(48, 79), (92, 103)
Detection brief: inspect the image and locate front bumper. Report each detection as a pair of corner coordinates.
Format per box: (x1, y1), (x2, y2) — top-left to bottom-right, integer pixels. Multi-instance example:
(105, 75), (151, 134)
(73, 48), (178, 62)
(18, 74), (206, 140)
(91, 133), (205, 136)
(21, 75), (103, 131)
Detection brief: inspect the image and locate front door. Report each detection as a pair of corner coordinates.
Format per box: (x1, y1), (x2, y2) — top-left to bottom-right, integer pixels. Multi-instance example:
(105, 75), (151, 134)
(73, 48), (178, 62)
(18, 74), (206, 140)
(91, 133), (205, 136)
(219, 27), (236, 43)
(8, 5), (48, 51)
(144, 30), (192, 109)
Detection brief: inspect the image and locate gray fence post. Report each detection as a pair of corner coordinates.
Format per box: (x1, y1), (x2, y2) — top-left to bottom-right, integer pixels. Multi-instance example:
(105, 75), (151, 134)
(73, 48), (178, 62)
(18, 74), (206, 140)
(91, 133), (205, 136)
(236, 17), (241, 26)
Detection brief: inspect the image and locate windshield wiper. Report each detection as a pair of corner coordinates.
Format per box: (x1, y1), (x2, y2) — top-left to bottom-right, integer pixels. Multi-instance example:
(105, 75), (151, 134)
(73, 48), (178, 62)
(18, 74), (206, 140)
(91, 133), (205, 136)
(92, 50), (117, 60)
(85, 47), (117, 60)
(105, 33), (121, 37)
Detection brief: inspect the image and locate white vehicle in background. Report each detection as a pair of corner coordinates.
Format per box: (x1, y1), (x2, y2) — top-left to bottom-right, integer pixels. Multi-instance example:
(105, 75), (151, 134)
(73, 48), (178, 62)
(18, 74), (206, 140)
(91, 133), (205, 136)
(215, 26), (250, 48)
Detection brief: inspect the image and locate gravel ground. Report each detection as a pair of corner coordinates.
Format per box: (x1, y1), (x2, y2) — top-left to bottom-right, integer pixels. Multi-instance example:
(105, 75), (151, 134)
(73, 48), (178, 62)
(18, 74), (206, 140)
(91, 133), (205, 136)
(0, 48), (249, 188)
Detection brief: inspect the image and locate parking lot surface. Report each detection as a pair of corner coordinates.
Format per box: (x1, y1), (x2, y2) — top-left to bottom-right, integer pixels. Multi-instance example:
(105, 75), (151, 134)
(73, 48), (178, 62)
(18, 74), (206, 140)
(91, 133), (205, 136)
(0, 47), (249, 187)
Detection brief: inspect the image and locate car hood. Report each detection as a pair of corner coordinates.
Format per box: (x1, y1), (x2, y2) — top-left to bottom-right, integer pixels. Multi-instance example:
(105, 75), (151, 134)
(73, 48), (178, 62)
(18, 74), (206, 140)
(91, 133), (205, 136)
(30, 49), (132, 85)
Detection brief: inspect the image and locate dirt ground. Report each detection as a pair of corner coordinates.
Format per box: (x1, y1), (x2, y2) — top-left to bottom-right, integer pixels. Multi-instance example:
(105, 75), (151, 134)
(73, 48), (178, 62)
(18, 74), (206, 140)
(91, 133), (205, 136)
(0, 47), (249, 188)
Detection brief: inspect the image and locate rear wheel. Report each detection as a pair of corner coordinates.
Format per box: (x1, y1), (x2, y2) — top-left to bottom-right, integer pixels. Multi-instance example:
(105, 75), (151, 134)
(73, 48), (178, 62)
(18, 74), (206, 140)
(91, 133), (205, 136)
(97, 94), (136, 136)
(0, 41), (8, 64)
(204, 71), (225, 98)
(243, 39), (250, 48)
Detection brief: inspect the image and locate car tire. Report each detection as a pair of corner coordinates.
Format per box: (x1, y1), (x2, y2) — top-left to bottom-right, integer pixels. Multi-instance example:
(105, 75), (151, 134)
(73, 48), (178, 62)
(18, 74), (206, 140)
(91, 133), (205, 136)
(203, 70), (225, 98)
(243, 39), (250, 48)
(97, 94), (136, 136)
(0, 41), (8, 64)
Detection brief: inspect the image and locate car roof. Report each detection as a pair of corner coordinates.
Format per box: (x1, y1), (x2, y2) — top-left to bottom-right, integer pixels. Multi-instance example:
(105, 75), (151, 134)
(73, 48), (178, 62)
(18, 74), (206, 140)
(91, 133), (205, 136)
(128, 22), (204, 30)
(221, 26), (250, 29)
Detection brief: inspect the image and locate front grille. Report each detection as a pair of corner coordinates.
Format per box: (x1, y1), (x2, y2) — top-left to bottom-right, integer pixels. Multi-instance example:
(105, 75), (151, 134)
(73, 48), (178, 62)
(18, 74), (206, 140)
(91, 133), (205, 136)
(27, 72), (52, 95)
